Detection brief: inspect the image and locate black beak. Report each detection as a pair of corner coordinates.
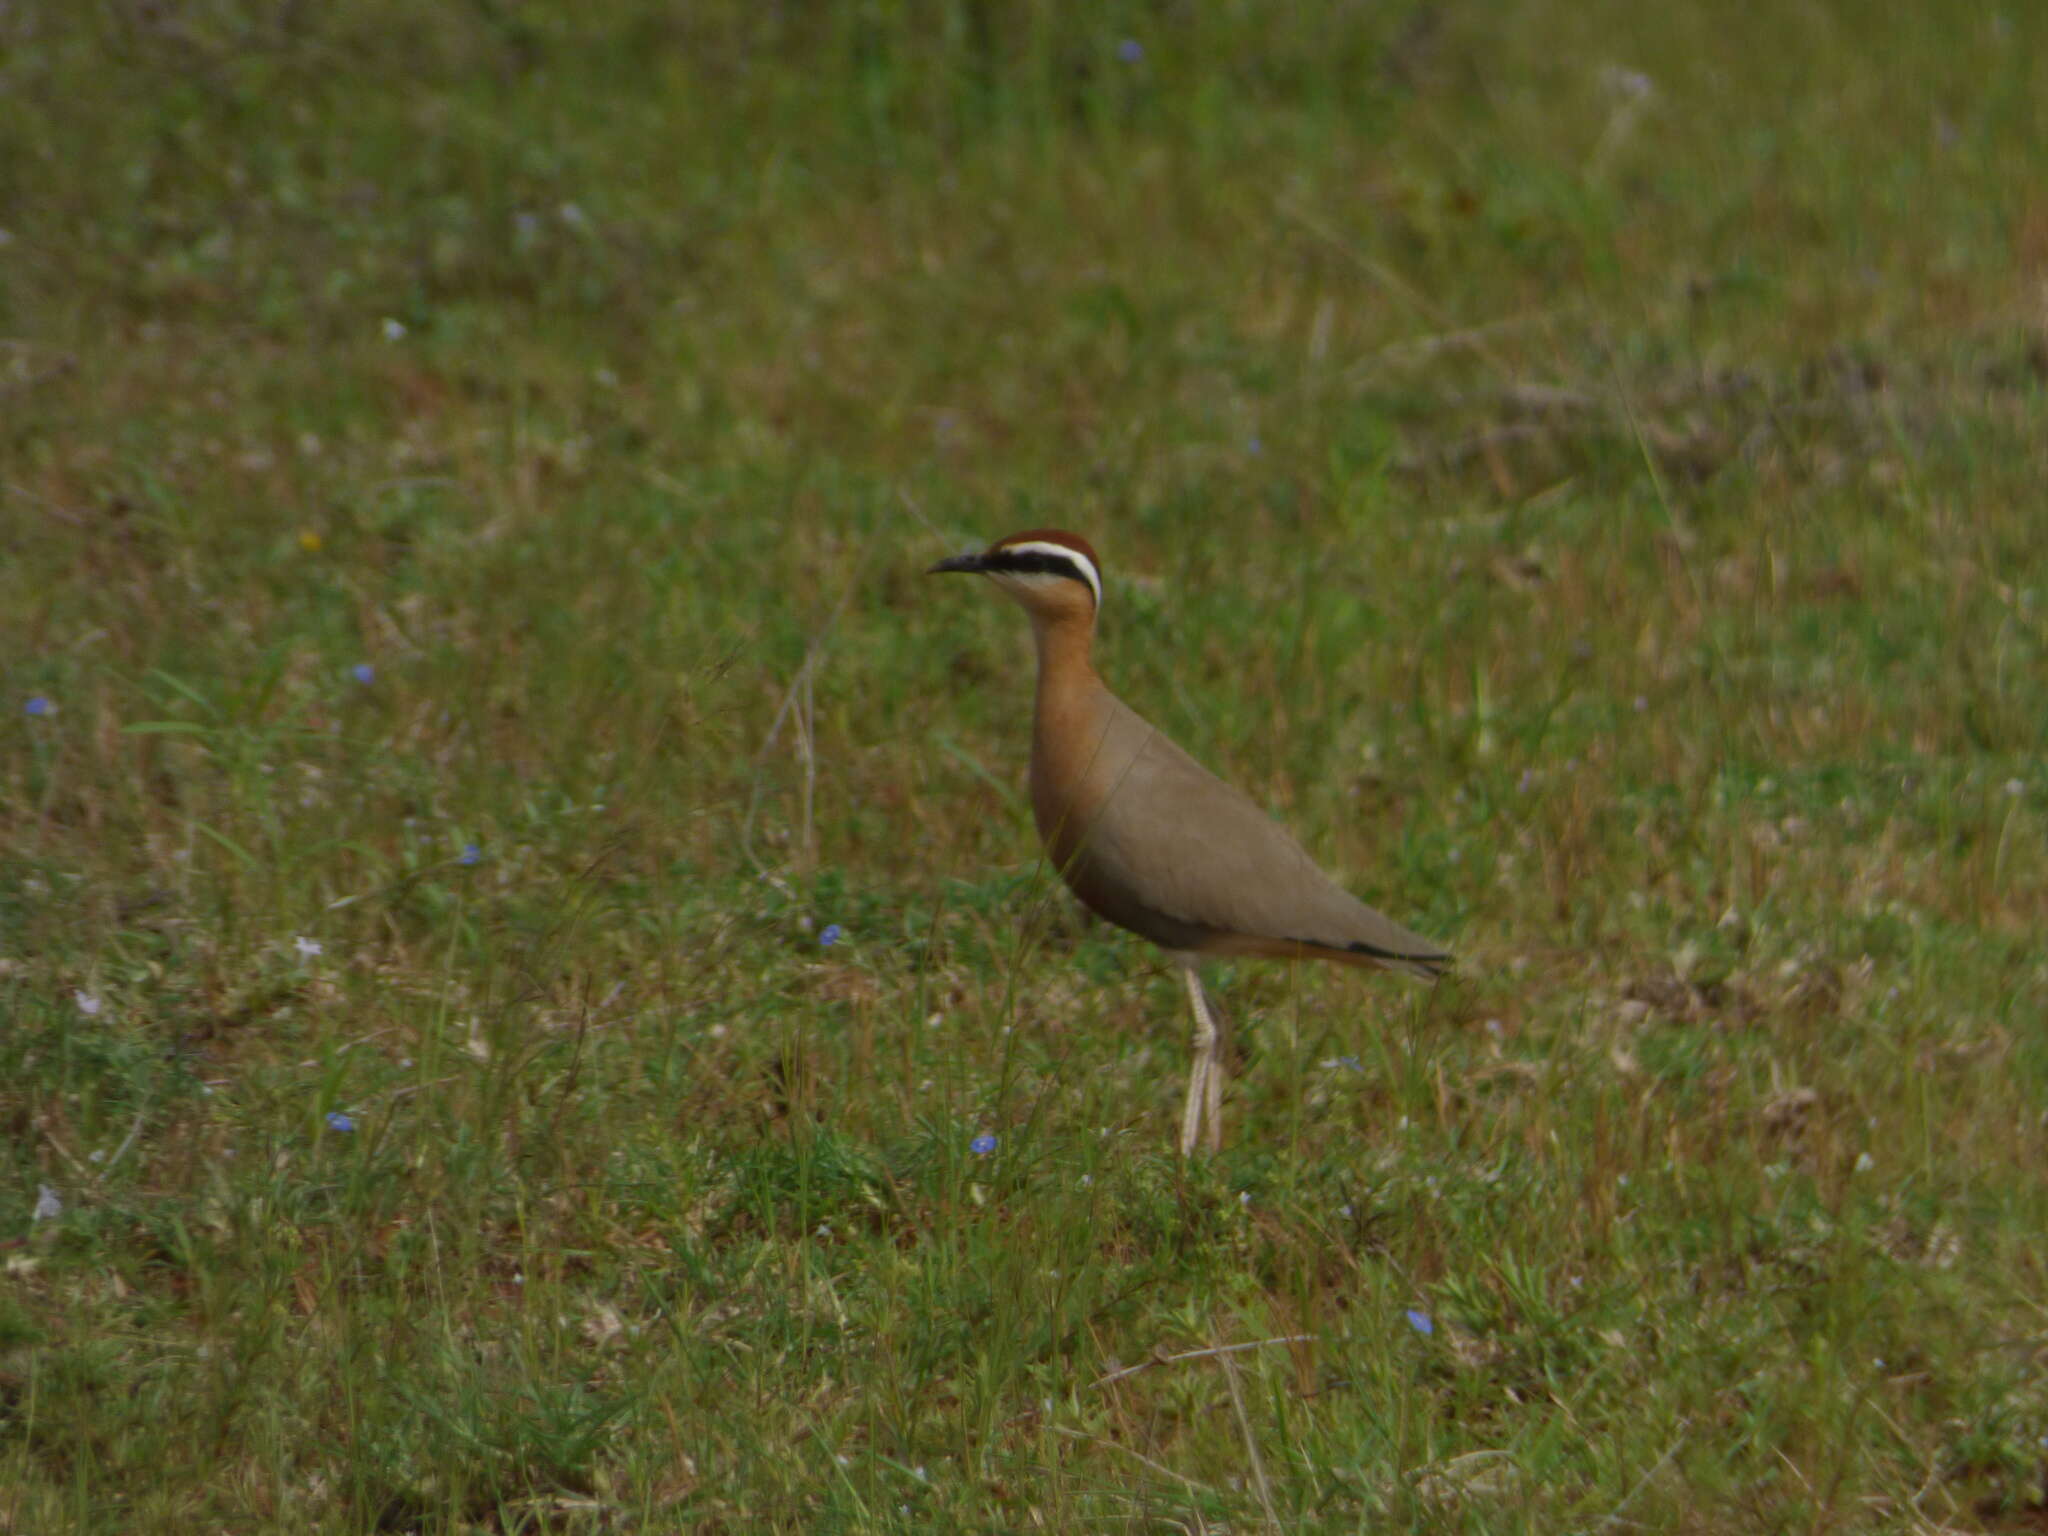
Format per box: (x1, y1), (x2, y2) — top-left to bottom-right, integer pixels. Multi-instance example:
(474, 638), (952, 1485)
(927, 552), (989, 576)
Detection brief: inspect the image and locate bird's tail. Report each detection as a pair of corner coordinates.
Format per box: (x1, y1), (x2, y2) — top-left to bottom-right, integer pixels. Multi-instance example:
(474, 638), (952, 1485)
(1351, 942), (1452, 981)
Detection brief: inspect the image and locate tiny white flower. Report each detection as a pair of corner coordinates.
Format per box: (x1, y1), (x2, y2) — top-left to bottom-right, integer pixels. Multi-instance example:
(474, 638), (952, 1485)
(294, 935), (323, 958)
(1599, 64), (1656, 101)
(1854, 1151), (1875, 1172)
(381, 317), (407, 341)
(74, 990), (102, 1017)
(1239, 1191), (1251, 1209)
(33, 1185), (61, 1222)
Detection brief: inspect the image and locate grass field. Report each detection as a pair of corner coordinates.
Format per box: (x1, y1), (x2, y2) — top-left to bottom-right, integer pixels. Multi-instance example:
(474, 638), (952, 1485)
(5, 1), (2048, 1529)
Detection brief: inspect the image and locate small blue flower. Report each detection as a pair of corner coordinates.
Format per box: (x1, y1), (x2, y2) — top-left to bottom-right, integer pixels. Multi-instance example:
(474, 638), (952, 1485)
(459, 844), (481, 866)
(351, 663), (375, 685)
(1405, 1309), (1434, 1337)
(819, 924), (842, 947)
(326, 1111), (356, 1133)
(1117, 38), (1143, 63)
(970, 1133), (998, 1156)
(24, 696), (51, 717)
(1246, 435), (1263, 456)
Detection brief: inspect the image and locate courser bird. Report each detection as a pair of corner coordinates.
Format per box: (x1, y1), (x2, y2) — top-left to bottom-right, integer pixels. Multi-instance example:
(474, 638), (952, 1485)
(929, 529), (1450, 1155)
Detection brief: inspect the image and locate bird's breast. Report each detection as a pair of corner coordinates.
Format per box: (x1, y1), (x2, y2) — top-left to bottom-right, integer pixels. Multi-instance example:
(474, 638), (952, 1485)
(1029, 709), (1134, 880)
(1025, 686), (1205, 946)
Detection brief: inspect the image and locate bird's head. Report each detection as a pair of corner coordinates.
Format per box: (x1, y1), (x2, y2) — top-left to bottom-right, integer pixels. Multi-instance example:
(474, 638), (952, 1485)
(927, 529), (1102, 625)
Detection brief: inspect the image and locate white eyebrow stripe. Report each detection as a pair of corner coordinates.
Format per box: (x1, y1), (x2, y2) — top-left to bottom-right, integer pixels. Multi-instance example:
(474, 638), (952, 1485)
(1000, 540), (1102, 607)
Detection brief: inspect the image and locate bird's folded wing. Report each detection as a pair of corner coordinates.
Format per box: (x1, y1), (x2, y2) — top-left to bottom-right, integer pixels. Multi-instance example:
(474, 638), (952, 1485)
(1075, 711), (1449, 977)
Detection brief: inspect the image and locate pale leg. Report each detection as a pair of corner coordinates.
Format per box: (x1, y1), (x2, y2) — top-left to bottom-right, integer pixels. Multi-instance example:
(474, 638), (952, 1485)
(1203, 977), (1227, 1153)
(1177, 958), (1225, 1156)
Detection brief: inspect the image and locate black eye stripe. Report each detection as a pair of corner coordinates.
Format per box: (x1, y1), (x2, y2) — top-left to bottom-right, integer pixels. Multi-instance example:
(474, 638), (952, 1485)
(987, 550), (1091, 585)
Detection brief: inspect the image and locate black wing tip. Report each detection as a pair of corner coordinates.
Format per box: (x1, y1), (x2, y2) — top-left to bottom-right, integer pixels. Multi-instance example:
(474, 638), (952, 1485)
(1349, 937), (1449, 959)
(1374, 949), (1453, 980)
(1292, 936), (1452, 977)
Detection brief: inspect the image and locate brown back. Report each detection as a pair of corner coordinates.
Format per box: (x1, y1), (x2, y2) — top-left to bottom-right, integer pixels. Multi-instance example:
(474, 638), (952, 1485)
(1031, 681), (1448, 977)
